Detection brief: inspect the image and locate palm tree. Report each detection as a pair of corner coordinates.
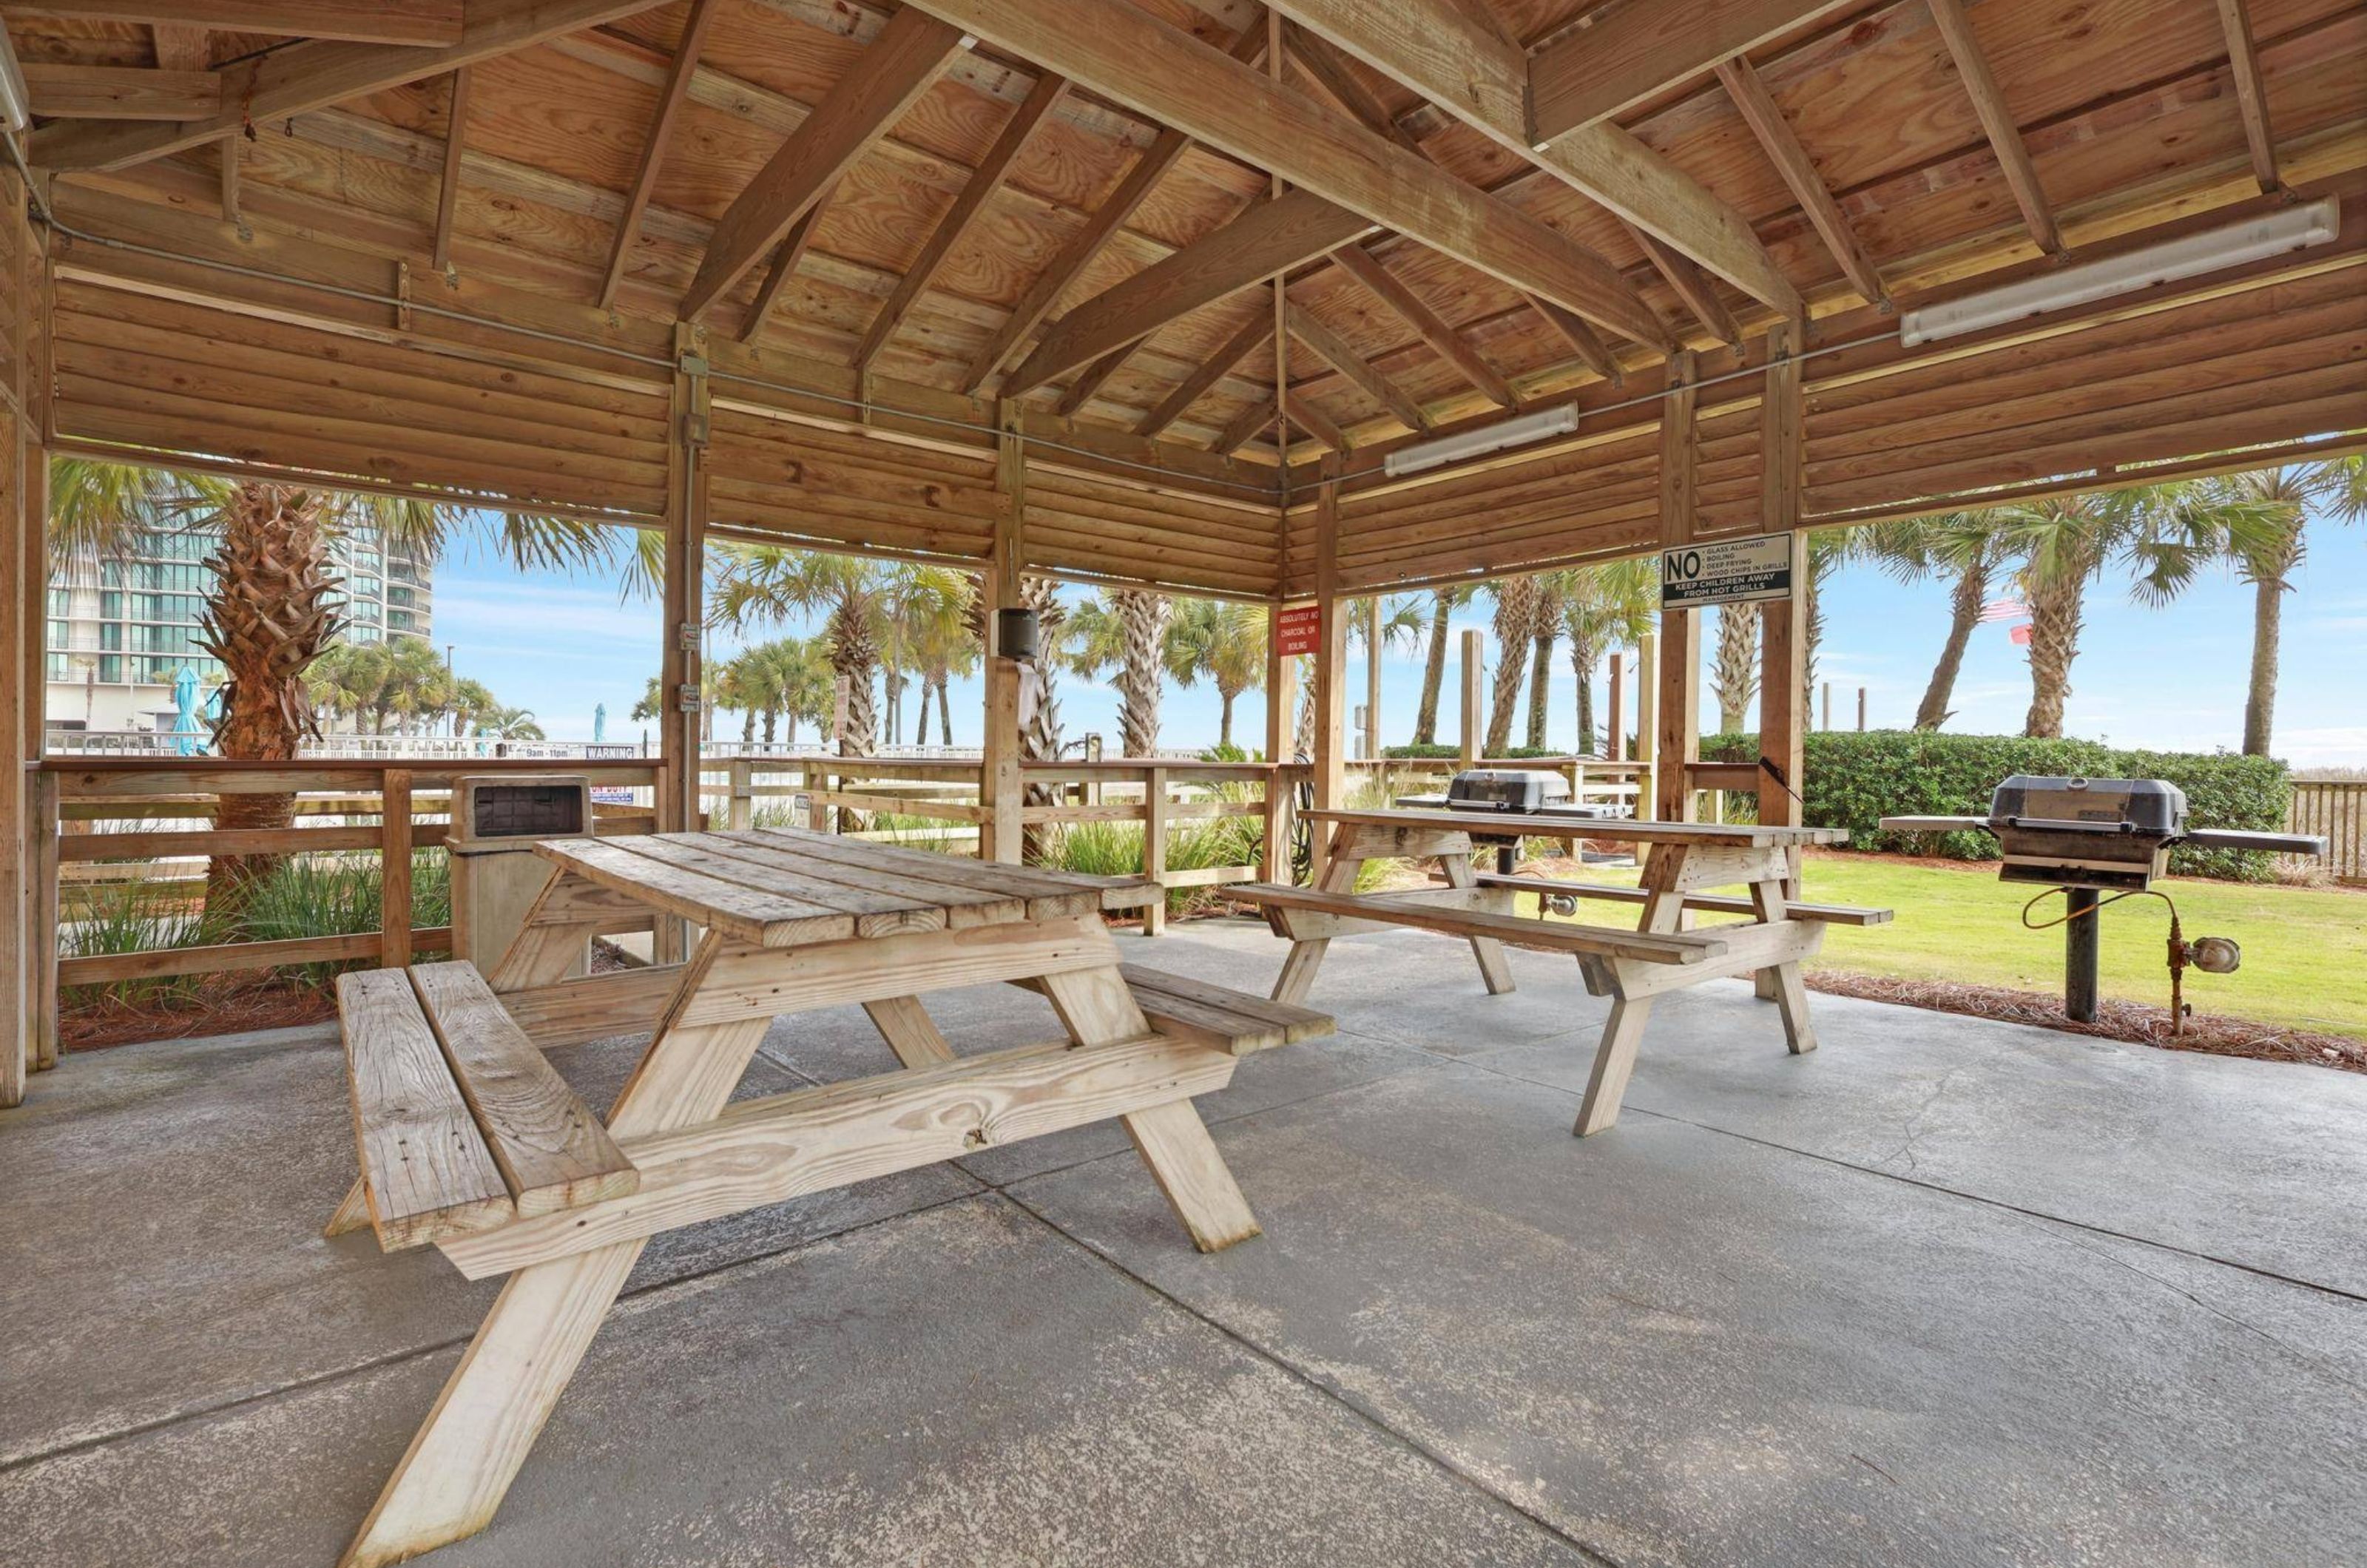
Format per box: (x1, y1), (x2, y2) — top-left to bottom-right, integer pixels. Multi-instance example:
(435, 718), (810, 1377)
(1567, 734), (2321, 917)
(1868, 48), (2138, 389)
(1411, 584), (1475, 746)
(1550, 558), (1657, 753)
(1061, 587), (1173, 755)
(1863, 510), (2009, 731)
(1482, 574), (1537, 755)
(888, 572), (977, 748)
(1800, 528), (1858, 717)
(1522, 576), (1570, 751)
(1164, 598), (1268, 748)
(1711, 603), (1759, 734)
(2202, 459), (2366, 754)
(476, 704), (544, 741)
(715, 549), (882, 756)
(379, 638), (456, 737)
(50, 461), (612, 930)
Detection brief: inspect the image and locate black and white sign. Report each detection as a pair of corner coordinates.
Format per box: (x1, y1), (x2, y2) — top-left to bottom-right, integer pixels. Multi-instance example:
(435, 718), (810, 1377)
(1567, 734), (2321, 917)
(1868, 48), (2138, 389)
(1660, 532), (1797, 609)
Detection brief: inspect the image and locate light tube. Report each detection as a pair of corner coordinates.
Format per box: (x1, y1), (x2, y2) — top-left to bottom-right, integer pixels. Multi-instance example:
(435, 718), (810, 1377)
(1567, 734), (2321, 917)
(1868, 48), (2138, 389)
(0, 28), (27, 135)
(1383, 404), (1579, 478)
(1900, 197), (2339, 346)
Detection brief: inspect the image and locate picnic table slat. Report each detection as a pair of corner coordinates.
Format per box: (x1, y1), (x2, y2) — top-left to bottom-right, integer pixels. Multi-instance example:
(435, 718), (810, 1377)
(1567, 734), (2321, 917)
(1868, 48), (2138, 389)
(1302, 807), (1847, 848)
(618, 833), (953, 937)
(701, 831), (1030, 926)
(337, 968), (513, 1248)
(737, 827), (1136, 915)
(533, 837), (856, 947)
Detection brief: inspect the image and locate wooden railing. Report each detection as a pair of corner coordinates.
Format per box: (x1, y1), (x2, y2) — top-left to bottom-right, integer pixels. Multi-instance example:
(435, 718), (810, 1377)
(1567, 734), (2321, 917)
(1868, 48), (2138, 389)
(1345, 754), (1652, 814)
(32, 757), (663, 1066)
(2291, 777), (2367, 883)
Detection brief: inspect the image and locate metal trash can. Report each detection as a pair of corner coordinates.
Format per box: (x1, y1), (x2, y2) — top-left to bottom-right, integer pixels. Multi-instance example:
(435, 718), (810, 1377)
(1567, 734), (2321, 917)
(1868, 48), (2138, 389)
(447, 774), (592, 973)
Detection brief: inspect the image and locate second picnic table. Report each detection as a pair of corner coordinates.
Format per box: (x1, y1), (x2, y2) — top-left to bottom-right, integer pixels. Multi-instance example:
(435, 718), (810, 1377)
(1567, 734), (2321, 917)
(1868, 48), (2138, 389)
(1238, 808), (1887, 1137)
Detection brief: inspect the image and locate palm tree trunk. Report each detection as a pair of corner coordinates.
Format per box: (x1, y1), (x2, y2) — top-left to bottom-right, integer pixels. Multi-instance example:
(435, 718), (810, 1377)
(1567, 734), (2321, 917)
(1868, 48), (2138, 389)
(1484, 580), (1534, 755)
(1524, 630), (1554, 751)
(1218, 687), (1237, 750)
(2022, 577), (2084, 739)
(1570, 634), (1596, 756)
(937, 677), (953, 748)
(914, 680), (931, 746)
(1914, 559), (1989, 731)
(1413, 593), (1451, 745)
(1112, 589), (1172, 756)
(195, 484), (342, 933)
(2242, 572), (2286, 755)
(1713, 604), (1760, 734)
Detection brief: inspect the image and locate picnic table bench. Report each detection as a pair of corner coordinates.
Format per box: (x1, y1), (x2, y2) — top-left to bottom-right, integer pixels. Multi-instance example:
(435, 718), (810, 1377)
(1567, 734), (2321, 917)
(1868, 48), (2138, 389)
(325, 827), (1331, 1568)
(1234, 808), (1885, 1137)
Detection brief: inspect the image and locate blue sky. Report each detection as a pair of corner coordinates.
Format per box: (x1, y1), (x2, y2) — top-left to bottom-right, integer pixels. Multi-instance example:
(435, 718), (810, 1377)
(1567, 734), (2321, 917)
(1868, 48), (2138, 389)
(429, 504), (2367, 768)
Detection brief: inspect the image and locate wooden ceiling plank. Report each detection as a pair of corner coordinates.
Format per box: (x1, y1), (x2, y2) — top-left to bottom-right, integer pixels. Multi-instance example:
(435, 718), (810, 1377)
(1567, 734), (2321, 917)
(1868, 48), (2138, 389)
(1004, 187), (1377, 394)
(1286, 301), (1429, 432)
(856, 68), (1070, 373)
(907, 0), (1670, 349)
(960, 23), (1267, 393)
(597, 0), (725, 311)
(1328, 243), (1513, 408)
(679, 8), (971, 322)
(20, 64), (219, 120)
(1712, 56), (1891, 310)
(1215, 396), (1279, 456)
(217, 130), (239, 226)
(1053, 342), (1135, 417)
(1259, 0), (1798, 318)
(2212, 0), (2282, 192)
(1135, 314), (1272, 439)
(1925, 0), (2064, 254)
(23, 1), (463, 46)
(1528, 0), (1865, 142)
(1523, 295), (1624, 386)
(1622, 220), (1740, 345)
(736, 180), (838, 344)
(430, 67), (472, 277)
(1280, 388), (1345, 452)
(148, 24), (209, 72)
(30, 0), (682, 173)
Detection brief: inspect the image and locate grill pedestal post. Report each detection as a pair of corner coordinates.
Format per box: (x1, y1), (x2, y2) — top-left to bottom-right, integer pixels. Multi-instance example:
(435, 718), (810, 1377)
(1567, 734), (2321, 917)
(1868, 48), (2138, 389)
(2064, 887), (2101, 1023)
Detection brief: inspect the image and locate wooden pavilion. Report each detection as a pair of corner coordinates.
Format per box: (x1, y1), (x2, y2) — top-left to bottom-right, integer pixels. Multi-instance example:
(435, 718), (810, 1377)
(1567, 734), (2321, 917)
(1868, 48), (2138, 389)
(1, 0), (2364, 1105)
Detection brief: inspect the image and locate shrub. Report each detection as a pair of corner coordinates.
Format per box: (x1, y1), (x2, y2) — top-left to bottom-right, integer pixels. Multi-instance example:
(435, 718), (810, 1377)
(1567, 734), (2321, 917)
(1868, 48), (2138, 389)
(1382, 743), (1559, 760)
(1696, 730), (2290, 881)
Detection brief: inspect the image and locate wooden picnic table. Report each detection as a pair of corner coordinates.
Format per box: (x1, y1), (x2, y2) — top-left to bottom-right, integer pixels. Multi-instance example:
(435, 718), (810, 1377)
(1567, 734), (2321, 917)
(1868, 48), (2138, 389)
(328, 827), (1328, 1568)
(1241, 808), (1880, 1138)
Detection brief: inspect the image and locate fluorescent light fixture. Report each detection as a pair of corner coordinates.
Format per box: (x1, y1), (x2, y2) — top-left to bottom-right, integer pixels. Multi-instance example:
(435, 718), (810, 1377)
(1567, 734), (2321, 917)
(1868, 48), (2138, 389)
(1383, 404), (1579, 478)
(1901, 197), (2340, 346)
(0, 27), (27, 135)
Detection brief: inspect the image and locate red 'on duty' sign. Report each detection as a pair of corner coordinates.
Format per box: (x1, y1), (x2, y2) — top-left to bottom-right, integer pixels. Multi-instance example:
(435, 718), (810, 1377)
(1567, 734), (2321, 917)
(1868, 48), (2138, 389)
(1274, 604), (1320, 657)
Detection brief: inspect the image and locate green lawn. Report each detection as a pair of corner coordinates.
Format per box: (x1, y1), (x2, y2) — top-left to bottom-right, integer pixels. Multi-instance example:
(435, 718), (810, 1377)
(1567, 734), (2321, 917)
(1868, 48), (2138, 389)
(1536, 854), (2367, 1040)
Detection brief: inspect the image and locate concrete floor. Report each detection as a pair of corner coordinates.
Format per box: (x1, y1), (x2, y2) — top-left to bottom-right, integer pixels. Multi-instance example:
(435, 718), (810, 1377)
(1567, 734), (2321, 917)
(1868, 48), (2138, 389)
(2, 915), (2362, 1567)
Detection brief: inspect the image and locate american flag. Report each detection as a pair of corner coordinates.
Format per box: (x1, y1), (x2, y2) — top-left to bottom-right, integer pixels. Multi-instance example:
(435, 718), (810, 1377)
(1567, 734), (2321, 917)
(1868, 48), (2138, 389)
(1978, 598), (2029, 624)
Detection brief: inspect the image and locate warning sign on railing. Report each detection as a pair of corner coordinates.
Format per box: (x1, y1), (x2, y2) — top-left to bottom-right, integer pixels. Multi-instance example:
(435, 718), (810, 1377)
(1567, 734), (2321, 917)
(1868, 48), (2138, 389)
(1660, 532), (1797, 609)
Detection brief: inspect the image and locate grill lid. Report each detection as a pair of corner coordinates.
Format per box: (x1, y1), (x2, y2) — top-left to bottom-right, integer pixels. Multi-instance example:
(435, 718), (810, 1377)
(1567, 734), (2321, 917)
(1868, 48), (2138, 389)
(1987, 775), (2187, 839)
(1446, 769), (1573, 813)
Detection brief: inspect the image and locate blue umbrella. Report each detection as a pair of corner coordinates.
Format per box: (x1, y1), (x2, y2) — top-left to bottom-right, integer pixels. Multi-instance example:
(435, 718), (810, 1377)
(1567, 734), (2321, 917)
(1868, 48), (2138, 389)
(169, 664), (207, 757)
(593, 703), (607, 746)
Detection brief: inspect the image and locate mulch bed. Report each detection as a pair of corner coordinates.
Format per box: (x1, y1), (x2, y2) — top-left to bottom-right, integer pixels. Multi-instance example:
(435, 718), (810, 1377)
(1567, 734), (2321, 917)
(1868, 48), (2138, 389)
(1803, 971), (2366, 1074)
(61, 976), (338, 1052)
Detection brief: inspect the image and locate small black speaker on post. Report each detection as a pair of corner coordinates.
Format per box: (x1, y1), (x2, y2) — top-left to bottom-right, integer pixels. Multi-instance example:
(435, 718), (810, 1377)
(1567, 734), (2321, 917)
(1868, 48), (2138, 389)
(994, 606), (1040, 663)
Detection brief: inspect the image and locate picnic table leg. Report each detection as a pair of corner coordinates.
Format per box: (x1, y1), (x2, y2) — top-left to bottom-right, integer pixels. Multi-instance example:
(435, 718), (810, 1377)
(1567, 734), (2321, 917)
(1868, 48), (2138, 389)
(1748, 876), (1818, 1055)
(863, 996), (959, 1067)
(322, 1179), (372, 1239)
(1573, 848), (1689, 1137)
(1752, 846), (1803, 1003)
(1271, 828), (1362, 1005)
(1044, 965), (1260, 1252)
(1439, 852), (1515, 995)
(340, 946), (771, 1568)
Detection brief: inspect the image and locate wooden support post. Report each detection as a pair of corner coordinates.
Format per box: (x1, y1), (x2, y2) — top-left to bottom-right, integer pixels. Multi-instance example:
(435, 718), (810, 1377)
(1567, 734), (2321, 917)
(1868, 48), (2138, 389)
(29, 770), (61, 1073)
(1857, 688), (1868, 731)
(1142, 763), (1168, 936)
(656, 327), (710, 962)
(1309, 462), (1346, 888)
(1755, 322), (1809, 1001)
(1655, 352), (1701, 825)
(1635, 632), (1658, 821)
(1261, 600), (1291, 882)
(1363, 595), (1382, 760)
(1821, 682), (1832, 732)
(1457, 627), (1483, 768)
(983, 401), (1026, 864)
(726, 758), (753, 831)
(1607, 652), (1625, 760)
(2, 169), (36, 1104)
(379, 770), (413, 969)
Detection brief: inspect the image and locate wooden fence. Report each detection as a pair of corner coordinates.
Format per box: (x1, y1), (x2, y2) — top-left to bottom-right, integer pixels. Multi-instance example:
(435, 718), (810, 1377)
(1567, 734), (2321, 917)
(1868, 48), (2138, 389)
(2290, 777), (2367, 884)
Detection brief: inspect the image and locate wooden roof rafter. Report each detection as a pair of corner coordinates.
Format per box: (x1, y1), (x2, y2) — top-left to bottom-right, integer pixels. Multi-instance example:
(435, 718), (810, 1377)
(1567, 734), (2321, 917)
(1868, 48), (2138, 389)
(2210, 0), (2282, 193)
(735, 179), (840, 345)
(1136, 311), (1273, 440)
(1925, 0), (2065, 255)
(596, 0), (725, 311)
(430, 67), (471, 278)
(1712, 55), (1893, 312)
(25, 1), (464, 46)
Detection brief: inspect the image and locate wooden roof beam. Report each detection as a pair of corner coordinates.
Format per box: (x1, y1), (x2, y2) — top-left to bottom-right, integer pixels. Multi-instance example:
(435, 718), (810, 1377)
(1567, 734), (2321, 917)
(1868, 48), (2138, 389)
(960, 23), (1269, 392)
(1054, 343), (1135, 417)
(1286, 301), (1430, 433)
(1328, 243), (1513, 408)
(1136, 314), (1272, 439)
(24, 1), (462, 46)
(1926, 0), (2064, 254)
(597, 0), (723, 311)
(30, 0), (681, 172)
(679, 8), (970, 322)
(1259, 0), (1800, 318)
(1005, 187), (1378, 394)
(1281, 388), (1345, 452)
(430, 68), (470, 277)
(1713, 56), (1891, 311)
(18, 63), (217, 119)
(149, 24), (209, 70)
(736, 179), (838, 344)
(857, 69), (1069, 373)
(906, 0), (1671, 348)
(1215, 397), (1279, 456)
(1528, 0), (1865, 141)
(1523, 296), (1624, 386)
(2212, 0), (2282, 192)
(1622, 220), (1739, 345)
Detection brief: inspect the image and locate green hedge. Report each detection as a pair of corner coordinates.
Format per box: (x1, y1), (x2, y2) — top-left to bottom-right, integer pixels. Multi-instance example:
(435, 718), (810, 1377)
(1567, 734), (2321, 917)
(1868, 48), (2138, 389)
(1382, 743), (1558, 760)
(1696, 730), (2291, 881)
